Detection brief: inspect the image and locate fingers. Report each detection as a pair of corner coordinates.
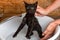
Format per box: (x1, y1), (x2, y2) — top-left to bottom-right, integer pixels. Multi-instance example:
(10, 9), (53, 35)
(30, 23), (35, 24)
(41, 34), (52, 40)
(40, 22), (58, 40)
(41, 30), (53, 40)
(35, 12), (44, 16)
(36, 6), (48, 15)
(37, 5), (40, 9)
(35, 12), (41, 16)
(35, 6), (42, 16)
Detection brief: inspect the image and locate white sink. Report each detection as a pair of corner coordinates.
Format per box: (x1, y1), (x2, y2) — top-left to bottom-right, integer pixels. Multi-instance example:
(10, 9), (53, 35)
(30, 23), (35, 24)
(0, 13), (60, 40)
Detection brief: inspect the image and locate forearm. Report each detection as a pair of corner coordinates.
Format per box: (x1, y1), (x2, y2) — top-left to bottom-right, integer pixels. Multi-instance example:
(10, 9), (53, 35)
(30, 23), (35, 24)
(45, 0), (60, 14)
(36, 0), (60, 15)
(54, 19), (60, 25)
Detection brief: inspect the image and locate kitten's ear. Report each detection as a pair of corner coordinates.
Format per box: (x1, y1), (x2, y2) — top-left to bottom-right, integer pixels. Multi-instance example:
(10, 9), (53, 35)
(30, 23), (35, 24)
(34, 2), (38, 5)
(24, 2), (28, 5)
(34, 2), (38, 6)
(33, 2), (38, 7)
(35, 2), (38, 4)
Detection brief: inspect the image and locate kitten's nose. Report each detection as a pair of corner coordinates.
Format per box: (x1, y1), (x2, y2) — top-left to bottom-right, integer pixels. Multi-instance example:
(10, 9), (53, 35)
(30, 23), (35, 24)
(29, 10), (34, 13)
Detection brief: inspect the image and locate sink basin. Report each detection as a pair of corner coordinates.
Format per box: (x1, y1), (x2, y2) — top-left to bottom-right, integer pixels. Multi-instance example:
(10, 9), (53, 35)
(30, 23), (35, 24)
(0, 13), (60, 40)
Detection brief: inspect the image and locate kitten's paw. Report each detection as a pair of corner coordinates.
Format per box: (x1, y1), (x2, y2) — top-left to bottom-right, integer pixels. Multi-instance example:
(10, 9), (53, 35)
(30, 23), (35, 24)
(25, 36), (31, 39)
(30, 32), (33, 36)
(13, 34), (17, 38)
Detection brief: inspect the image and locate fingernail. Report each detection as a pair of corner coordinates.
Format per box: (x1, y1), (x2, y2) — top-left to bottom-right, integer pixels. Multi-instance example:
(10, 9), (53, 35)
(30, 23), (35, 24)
(42, 34), (44, 36)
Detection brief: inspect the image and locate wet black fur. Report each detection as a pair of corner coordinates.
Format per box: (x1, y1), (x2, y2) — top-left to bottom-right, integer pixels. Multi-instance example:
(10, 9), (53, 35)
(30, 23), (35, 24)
(13, 2), (43, 39)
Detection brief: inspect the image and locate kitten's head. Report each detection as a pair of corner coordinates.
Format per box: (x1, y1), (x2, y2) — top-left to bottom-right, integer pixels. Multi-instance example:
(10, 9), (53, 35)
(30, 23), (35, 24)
(24, 2), (38, 14)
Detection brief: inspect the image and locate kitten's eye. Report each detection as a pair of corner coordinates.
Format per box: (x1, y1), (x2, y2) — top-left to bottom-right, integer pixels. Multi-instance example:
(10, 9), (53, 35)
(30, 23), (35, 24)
(27, 7), (29, 9)
(31, 7), (34, 9)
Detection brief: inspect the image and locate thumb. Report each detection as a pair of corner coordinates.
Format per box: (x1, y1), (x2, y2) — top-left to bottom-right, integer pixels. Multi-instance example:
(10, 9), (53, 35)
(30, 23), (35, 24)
(42, 30), (48, 36)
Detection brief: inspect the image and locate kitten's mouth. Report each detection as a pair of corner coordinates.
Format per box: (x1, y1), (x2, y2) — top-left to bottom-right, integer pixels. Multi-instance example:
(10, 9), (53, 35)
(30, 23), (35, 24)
(28, 10), (35, 13)
(28, 11), (32, 13)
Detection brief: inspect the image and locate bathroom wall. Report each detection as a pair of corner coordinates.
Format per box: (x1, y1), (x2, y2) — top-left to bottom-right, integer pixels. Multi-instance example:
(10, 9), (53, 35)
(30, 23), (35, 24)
(0, 0), (60, 21)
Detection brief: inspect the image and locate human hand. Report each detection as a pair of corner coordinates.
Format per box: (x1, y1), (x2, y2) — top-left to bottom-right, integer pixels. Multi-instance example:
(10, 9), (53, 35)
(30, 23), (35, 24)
(35, 12), (43, 16)
(35, 6), (48, 16)
(40, 21), (58, 40)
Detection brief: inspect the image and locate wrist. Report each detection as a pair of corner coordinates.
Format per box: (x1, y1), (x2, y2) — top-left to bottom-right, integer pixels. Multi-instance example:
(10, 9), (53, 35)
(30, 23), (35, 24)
(54, 19), (60, 25)
(50, 21), (58, 28)
(39, 10), (48, 15)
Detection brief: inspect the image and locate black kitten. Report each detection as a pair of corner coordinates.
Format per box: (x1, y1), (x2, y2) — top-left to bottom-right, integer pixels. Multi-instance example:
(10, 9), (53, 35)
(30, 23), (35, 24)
(13, 2), (44, 39)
